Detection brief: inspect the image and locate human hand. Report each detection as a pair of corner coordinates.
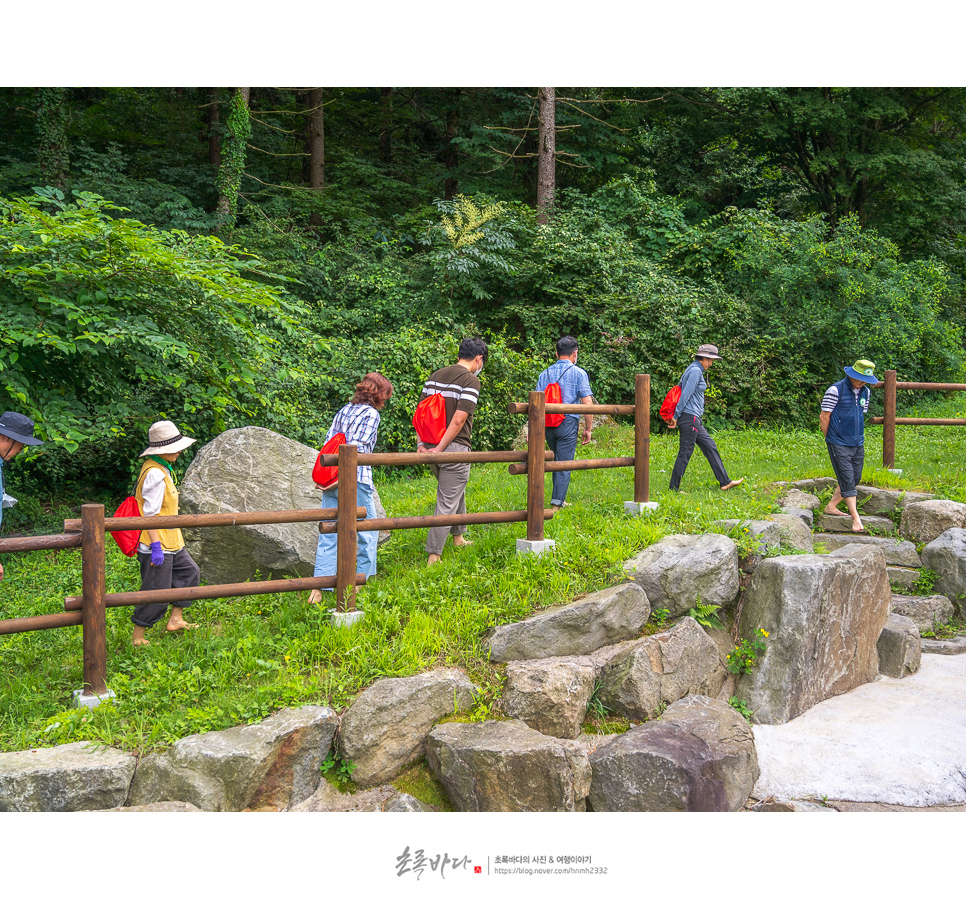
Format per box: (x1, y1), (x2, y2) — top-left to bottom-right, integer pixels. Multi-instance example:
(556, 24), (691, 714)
(150, 541), (164, 566)
(668, 418), (677, 429)
(0, 560), (4, 582)
(581, 429), (592, 445)
(416, 444), (430, 454)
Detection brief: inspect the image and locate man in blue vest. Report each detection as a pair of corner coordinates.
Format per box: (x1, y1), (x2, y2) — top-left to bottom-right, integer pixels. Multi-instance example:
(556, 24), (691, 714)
(0, 411), (45, 583)
(820, 359), (878, 533)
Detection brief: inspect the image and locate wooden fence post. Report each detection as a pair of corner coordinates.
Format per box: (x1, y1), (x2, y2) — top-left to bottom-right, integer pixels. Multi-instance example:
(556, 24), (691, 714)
(80, 503), (108, 697)
(883, 369), (897, 469)
(634, 374), (650, 503)
(527, 390), (547, 541)
(336, 444), (359, 613)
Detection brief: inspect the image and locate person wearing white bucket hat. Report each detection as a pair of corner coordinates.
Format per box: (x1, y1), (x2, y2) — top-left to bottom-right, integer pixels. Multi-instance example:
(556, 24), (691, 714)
(131, 420), (201, 646)
(667, 345), (744, 493)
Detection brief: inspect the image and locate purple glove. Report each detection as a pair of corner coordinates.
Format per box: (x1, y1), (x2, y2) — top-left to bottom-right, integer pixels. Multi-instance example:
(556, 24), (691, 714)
(150, 541), (164, 566)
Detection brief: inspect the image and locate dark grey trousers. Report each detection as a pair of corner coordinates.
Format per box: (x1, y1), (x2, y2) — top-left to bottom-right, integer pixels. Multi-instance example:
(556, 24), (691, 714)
(132, 548), (201, 627)
(827, 442), (864, 498)
(669, 413), (731, 490)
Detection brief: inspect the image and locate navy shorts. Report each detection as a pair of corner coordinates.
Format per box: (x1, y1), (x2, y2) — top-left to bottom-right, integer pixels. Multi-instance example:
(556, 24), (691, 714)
(827, 443), (864, 498)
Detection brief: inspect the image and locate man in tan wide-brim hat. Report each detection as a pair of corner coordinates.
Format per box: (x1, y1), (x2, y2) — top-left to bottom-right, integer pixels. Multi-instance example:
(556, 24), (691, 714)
(667, 345), (744, 493)
(131, 420), (202, 647)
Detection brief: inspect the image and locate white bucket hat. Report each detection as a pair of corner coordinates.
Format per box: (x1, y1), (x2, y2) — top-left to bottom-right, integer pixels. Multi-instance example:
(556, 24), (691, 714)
(140, 420), (196, 457)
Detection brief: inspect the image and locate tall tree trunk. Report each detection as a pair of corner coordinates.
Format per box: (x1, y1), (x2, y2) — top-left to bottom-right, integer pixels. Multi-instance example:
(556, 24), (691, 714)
(207, 88), (222, 169)
(215, 87), (251, 227)
(37, 87), (70, 188)
(378, 87), (393, 163)
(444, 104), (459, 200)
(536, 87), (556, 223)
(307, 87), (325, 226)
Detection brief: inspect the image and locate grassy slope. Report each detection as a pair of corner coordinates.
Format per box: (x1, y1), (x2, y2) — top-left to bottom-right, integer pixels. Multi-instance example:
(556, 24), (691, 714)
(2, 410), (966, 754)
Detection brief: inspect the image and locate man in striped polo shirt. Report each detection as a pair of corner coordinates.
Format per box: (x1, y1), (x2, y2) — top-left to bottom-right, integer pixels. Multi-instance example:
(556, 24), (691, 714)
(820, 359), (878, 533)
(417, 336), (488, 565)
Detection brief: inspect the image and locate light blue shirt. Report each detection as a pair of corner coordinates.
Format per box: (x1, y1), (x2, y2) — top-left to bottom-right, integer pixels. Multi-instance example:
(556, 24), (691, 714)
(674, 361), (708, 420)
(537, 359), (593, 423)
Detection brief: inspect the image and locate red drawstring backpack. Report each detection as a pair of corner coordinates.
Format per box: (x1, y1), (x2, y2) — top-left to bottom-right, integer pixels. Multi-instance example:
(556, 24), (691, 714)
(312, 432), (347, 488)
(412, 373), (447, 445)
(659, 385), (682, 423)
(544, 381), (564, 427)
(110, 495), (142, 556)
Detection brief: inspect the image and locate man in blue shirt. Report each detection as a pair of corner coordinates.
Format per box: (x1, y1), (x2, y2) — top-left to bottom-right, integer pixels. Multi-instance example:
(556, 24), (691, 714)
(536, 335), (594, 507)
(668, 344), (743, 493)
(820, 359), (877, 533)
(0, 411), (45, 583)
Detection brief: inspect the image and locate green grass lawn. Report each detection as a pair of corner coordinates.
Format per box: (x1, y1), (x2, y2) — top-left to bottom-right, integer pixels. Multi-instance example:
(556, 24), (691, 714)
(3, 411), (966, 755)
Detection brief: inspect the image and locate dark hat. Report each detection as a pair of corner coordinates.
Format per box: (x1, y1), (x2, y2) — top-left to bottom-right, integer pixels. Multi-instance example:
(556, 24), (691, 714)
(695, 344), (722, 360)
(0, 411), (44, 446)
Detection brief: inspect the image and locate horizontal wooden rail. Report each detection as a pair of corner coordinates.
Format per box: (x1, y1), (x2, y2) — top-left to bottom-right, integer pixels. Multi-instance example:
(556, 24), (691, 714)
(0, 532), (83, 553)
(0, 611), (84, 636)
(871, 381), (966, 391)
(313, 450), (553, 468)
(63, 507), (363, 534)
(507, 402), (633, 416)
(869, 417), (966, 426)
(64, 574), (366, 612)
(507, 456), (635, 475)
(320, 508), (555, 535)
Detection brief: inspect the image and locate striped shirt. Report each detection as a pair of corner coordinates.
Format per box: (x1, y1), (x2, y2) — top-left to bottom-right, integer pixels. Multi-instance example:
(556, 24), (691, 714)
(821, 384), (870, 414)
(420, 364), (481, 447)
(326, 402), (381, 485)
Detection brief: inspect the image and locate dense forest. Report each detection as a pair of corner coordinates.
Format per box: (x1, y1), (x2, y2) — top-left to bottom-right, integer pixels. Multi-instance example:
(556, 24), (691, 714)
(3, 86), (966, 500)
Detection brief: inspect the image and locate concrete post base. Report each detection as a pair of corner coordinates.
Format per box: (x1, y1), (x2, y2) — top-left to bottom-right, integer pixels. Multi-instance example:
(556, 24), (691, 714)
(516, 538), (556, 556)
(331, 609), (365, 628)
(624, 501), (660, 515)
(72, 688), (117, 710)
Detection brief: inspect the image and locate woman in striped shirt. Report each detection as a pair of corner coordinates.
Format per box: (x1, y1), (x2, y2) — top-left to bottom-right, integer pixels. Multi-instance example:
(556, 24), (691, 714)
(309, 372), (394, 604)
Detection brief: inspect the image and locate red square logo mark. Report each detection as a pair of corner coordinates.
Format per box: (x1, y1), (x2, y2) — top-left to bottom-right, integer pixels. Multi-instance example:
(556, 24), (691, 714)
(474, 866), (482, 874)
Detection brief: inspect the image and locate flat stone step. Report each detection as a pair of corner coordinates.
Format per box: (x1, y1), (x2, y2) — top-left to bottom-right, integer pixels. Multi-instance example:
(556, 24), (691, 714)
(921, 636), (966, 655)
(887, 567), (922, 590)
(815, 513), (895, 535)
(813, 533), (921, 567)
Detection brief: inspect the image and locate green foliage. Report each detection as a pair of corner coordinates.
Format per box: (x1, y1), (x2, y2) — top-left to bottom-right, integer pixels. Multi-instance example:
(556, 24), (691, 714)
(728, 696), (754, 722)
(688, 595), (726, 630)
(321, 751), (357, 787)
(215, 90), (252, 227)
(36, 88), (70, 188)
(727, 628), (769, 675)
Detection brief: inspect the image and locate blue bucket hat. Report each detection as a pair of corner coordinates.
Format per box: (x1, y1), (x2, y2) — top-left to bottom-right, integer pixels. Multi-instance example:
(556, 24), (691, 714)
(0, 411), (44, 446)
(844, 359), (878, 385)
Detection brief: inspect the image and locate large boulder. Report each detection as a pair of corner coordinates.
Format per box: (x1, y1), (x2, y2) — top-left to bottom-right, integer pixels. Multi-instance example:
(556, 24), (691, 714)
(782, 489), (822, 512)
(483, 583), (649, 662)
(502, 658), (596, 740)
(813, 533), (921, 568)
(921, 528), (966, 613)
(338, 669), (478, 786)
(624, 534), (739, 618)
(426, 720), (592, 812)
(877, 613), (921, 679)
(900, 500), (966, 545)
(0, 742), (136, 812)
(595, 617), (725, 722)
(889, 594), (954, 634)
(855, 486), (933, 516)
(815, 513), (895, 534)
(714, 518), (812, 555)
(587, 695), (758, 812)
(179, 426), (387, 584)
(736, 545), (891, 724)
(127, 706), (338, 811)
(790, 477), (838, 494)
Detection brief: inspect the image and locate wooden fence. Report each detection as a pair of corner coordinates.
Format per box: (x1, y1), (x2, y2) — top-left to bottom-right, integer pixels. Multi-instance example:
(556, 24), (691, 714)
(869, 369), (966, 468)
(0, 374), (652, 701)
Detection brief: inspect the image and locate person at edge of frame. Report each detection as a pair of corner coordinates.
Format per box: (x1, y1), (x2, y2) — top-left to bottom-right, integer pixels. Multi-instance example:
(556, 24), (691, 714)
(416, 336), (488, 566)
(535, 334), (594, 508)
(820, 358), (879, 534)
(0, 411), (45, 583)
(668, 344), (744, 493)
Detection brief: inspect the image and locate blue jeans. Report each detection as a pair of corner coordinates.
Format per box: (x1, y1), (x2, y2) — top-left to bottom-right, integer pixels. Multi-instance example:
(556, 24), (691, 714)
(313, 480), (378, 588)
(545, 415), (579, 505)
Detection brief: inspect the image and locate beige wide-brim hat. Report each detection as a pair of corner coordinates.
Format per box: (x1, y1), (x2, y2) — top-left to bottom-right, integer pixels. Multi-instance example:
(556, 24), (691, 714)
(140, 420), (196, 457)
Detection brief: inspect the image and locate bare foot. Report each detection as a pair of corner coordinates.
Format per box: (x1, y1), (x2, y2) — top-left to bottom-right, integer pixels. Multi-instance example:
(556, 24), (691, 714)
(851, 518), (866, 533)
(166, 617), (199, 632)
(824, 507), (848, 516)
(453, 537), (473, 547)
(307, 589), (323, 605)
(132, 626), (150, 647)
(720, 478), (745, 491)
(427, 554), (441, 566)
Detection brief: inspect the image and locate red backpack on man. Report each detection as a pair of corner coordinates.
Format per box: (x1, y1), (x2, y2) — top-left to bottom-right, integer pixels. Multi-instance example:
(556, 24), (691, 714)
(544, 364), (575, 428)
